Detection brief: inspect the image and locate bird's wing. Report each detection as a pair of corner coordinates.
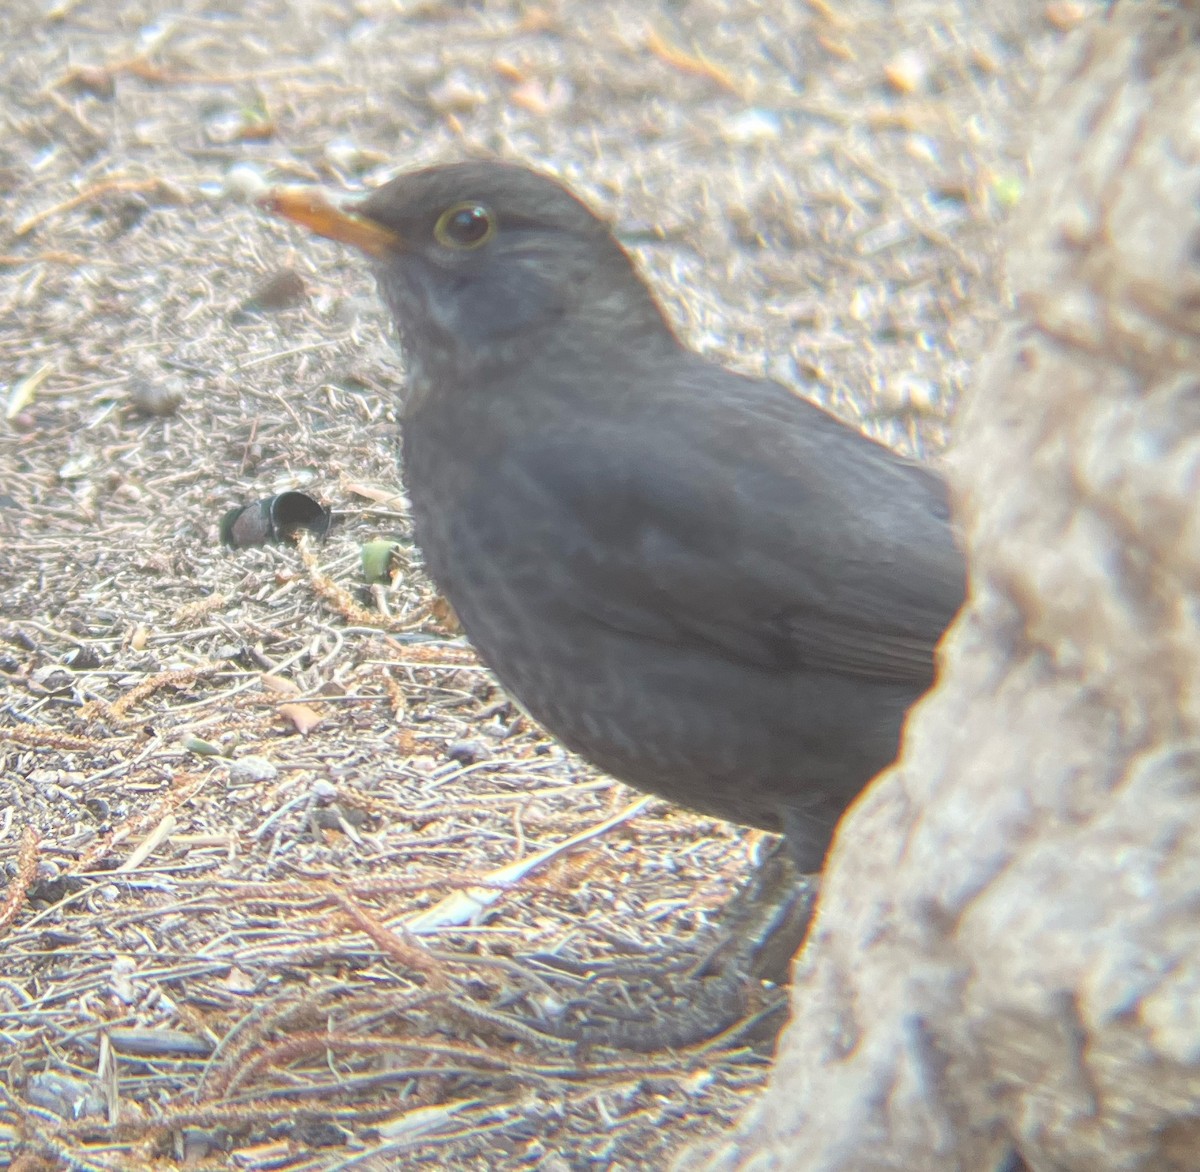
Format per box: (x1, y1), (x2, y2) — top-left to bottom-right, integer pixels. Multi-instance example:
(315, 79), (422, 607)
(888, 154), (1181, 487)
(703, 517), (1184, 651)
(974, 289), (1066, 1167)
(484, 370), (965, 684)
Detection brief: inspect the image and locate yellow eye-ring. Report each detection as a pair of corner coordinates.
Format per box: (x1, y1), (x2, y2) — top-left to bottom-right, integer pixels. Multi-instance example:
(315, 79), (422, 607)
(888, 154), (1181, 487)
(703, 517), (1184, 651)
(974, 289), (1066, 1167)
(433, 202), (496, 250)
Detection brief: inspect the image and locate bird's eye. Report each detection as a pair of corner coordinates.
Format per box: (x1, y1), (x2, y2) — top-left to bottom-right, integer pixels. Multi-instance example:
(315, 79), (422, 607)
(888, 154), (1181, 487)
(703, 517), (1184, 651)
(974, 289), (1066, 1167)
(433, 202), (496, 250)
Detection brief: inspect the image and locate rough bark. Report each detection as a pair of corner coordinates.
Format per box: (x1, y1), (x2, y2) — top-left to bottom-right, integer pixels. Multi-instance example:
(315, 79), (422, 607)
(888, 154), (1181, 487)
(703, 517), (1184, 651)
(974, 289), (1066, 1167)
(699, 3), (1200, 1169)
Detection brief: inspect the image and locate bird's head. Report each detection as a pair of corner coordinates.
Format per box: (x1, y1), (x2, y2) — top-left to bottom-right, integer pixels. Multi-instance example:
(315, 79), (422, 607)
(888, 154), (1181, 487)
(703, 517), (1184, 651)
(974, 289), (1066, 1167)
(263, 161), (675, 381)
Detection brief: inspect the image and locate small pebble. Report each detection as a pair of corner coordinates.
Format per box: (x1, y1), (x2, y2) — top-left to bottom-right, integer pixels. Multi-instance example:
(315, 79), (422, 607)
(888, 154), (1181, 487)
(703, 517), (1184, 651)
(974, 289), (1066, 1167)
(723, 108), (782, 145)
(229, 755), (278, 783)
(244, 267), (307, 312)
(904, 134), (940, 166)
(128, 375), (184, 417)
(446, 739), (491, 764)
(30, 666), (74, 693)
(428, 71), (488, 113)
(881, 372), (938, 416)
(884, 48), (930, 94)
(222, 162), (270, 202)
(204, 107), (249, 144)
(1044, 0), (1087, 31)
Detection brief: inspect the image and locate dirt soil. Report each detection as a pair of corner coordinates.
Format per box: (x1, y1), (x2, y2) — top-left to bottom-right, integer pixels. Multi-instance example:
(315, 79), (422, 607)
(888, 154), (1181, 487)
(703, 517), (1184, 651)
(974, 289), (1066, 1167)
(0, 1), (1089, 1169)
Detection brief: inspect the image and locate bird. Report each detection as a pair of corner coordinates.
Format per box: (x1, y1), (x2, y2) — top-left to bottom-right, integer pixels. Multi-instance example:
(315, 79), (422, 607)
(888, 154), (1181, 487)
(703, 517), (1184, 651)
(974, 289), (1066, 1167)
(263, 162), (966, 875)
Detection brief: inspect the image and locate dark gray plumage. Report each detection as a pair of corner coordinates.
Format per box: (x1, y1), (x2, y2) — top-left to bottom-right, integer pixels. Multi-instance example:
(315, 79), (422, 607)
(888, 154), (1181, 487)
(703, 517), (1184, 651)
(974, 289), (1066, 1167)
(270, 162), (966, 872)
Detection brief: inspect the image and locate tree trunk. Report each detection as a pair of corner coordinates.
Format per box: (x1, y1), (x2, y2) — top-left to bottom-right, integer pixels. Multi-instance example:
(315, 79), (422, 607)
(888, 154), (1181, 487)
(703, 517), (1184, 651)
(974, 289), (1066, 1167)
(699, 3), (1200, 1169)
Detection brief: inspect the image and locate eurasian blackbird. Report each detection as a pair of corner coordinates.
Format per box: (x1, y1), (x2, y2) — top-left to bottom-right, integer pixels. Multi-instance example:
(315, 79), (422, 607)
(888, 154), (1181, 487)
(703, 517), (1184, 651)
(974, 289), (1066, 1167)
(264, 162), (965, 873)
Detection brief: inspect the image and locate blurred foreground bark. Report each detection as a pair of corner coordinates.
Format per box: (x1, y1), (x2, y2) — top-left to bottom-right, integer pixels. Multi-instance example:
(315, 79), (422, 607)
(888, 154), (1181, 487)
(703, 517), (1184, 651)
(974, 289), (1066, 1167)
(700, 3), (1200, 1169)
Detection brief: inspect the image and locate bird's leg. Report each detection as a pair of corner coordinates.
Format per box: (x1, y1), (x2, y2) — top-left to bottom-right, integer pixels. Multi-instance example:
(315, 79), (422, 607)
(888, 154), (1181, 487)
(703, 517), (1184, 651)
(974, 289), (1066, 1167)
(497, 839), (818, 1053)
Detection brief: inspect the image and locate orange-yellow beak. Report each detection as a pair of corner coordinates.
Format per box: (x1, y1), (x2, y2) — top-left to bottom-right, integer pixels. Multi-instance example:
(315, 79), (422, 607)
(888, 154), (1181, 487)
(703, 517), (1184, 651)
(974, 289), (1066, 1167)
(260, 187), (401, 258)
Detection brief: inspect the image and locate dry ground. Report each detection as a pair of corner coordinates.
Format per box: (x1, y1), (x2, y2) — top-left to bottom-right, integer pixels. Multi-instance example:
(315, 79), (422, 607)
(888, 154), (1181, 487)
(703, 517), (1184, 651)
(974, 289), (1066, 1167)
(0, 1), (1088, 1168)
